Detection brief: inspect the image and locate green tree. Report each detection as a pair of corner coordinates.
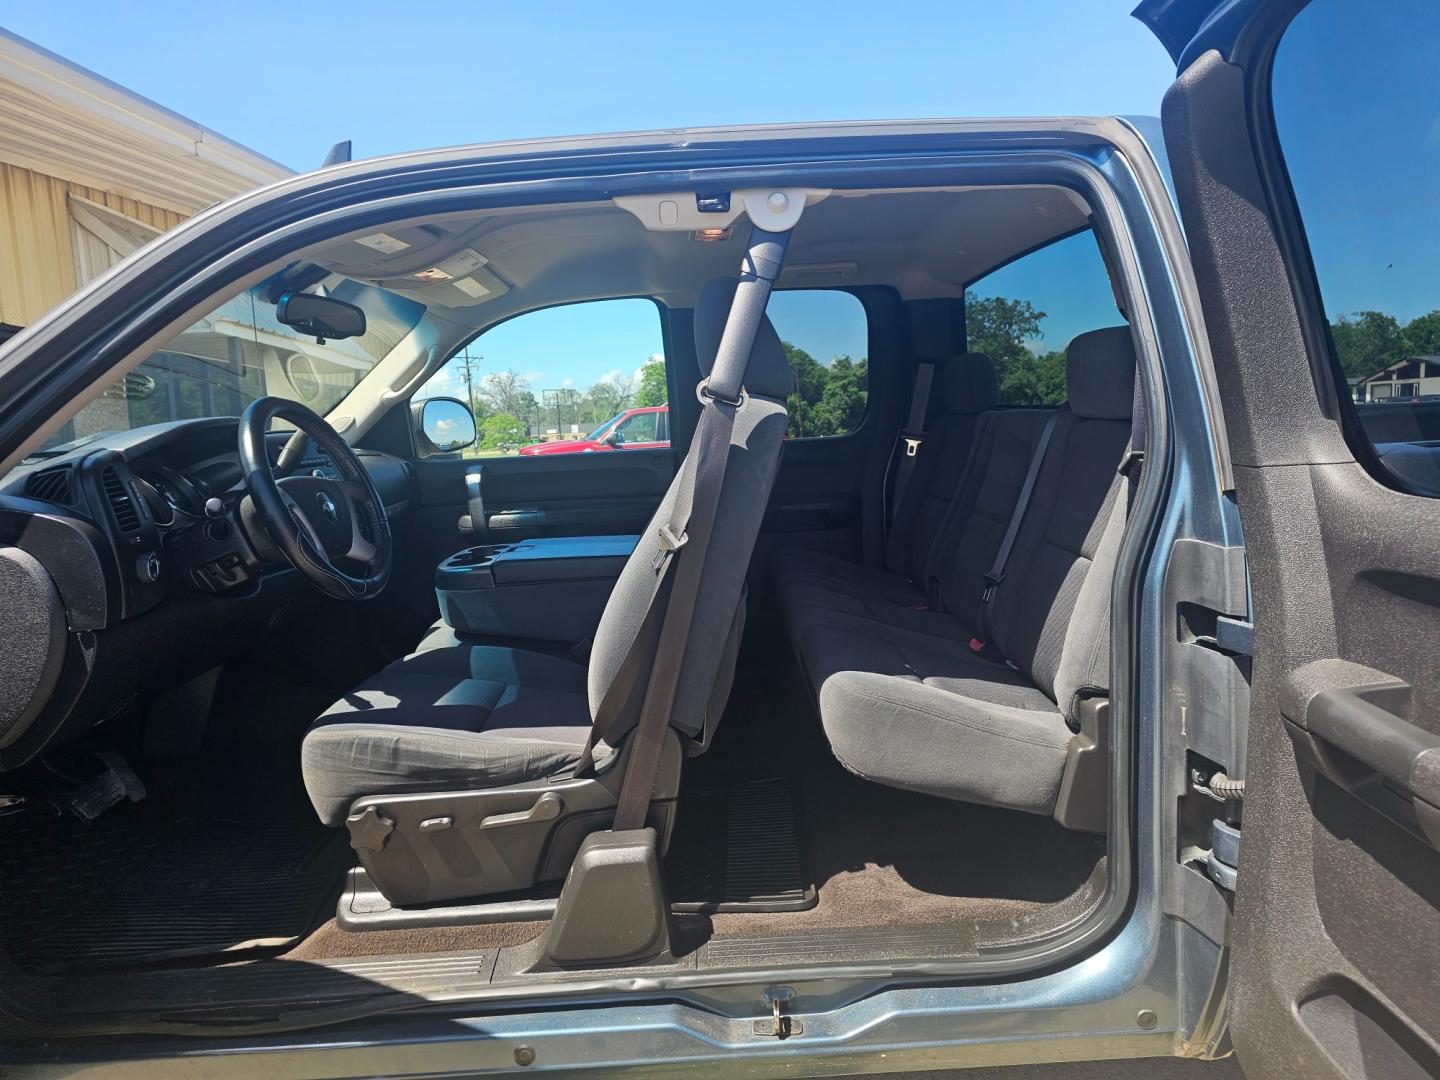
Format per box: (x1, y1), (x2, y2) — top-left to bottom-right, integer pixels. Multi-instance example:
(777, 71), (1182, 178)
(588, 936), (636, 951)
(1400, 310), (1440, 359)
(1330, 310), (1405, 381)
(964, 295), (1067, 406)
(811, 356), (868, 436)
(783, 342), (829, 437)
(480, 412), (525, 450)
(588, 375), (634, 421)
(634, 357), (668, 408)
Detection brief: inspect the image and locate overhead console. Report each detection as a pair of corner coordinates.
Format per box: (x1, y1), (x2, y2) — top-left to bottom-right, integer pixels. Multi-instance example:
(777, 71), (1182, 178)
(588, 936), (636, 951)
(613, 187), (829, 234)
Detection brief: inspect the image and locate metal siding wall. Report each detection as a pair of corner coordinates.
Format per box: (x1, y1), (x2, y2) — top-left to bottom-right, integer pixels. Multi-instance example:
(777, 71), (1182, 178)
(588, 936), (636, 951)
(0, 162), (183, 328)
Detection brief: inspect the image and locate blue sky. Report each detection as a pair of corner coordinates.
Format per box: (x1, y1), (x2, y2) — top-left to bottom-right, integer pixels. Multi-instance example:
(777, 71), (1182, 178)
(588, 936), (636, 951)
(6, 1), (1174, 171)
(1272, 0), (1440, 331)
(7, 1), (1176, 395)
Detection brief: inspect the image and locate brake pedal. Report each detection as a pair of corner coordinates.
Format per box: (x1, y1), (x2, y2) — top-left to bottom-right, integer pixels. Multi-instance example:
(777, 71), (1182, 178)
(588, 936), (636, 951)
(63, 751), (146, 822)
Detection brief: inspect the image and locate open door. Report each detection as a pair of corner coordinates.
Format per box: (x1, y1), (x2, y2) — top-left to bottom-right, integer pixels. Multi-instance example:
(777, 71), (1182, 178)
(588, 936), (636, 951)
(1137, 0), (1440, 1075)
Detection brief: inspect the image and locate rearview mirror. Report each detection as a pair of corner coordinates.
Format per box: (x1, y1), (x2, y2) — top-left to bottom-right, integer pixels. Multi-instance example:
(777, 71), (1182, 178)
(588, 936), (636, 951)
(414, 397), (477, 456)
(276, 291), (366, 343)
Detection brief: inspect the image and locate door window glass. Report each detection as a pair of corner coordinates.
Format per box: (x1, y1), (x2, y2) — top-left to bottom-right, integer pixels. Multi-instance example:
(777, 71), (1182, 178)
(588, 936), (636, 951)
(965, 230), (1123, 407)
(765, 290), (870, 439)
(1272, 0), (1440, 495)
(416, 298), (668, 458)
(614, 410), (659, 443)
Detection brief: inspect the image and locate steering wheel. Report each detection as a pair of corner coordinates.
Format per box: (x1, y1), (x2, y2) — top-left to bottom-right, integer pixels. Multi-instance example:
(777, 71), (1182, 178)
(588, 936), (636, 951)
(238, 397), (392, 601)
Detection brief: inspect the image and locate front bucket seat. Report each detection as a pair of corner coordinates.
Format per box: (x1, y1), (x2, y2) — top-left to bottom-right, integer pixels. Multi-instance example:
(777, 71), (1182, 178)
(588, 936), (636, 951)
(300, 276), (792, 906)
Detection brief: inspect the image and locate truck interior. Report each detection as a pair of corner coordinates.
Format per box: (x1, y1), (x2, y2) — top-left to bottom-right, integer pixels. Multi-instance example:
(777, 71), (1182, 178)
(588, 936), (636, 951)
(1, 179), (1150, 1029)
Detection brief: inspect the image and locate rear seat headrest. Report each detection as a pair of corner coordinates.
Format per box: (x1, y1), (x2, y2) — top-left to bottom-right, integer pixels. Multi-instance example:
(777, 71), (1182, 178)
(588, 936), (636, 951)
(694, 277), (794, 400)
(1066, 326), (1137, 420)
(907, 298), (965, 363)
(942, 352), (998, 414)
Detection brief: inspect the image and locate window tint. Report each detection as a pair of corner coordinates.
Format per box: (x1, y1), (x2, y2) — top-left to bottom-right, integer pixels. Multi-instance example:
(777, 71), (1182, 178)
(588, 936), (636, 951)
(965, 230), (1121, 407)
(766, 290), (869, 439)
(1272, 0), (1440, 495)
(415, 298), (668, 458)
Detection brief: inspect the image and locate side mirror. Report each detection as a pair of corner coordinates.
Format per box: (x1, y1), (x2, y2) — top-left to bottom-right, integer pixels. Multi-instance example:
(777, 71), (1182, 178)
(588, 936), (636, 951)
(604, 431), (625, 447)
(276, 291), (366, 343)
(413, 397), (477, 456)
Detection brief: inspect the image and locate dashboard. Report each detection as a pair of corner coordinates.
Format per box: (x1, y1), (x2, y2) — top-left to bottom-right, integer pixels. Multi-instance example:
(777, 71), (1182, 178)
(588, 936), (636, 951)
(0, 417), (416, 770)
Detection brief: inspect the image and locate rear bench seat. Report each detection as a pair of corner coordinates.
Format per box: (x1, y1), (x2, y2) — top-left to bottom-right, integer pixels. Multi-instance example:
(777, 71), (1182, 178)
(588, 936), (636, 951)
(779, 327), (1136, 820)
(772, 350), (999, 608)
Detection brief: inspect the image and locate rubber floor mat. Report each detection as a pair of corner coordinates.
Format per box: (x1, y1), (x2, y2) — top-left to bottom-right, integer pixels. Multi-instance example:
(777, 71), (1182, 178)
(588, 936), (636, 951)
(1, 805), (352, 973)
(666, 777), (816, 913)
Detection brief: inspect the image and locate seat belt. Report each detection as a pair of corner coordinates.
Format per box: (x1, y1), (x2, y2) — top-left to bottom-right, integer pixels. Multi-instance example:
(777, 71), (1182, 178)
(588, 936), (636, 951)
(888, 360), (937, 537)
(974, 411), (1060, 648)
(577, 229), (791, 829)
(1119, 372), (1146, 510)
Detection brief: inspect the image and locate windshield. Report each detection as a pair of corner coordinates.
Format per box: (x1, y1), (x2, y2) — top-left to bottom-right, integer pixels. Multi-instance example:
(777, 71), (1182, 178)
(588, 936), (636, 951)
(584, 413), (625, 441)
(35, 272), (425, 455)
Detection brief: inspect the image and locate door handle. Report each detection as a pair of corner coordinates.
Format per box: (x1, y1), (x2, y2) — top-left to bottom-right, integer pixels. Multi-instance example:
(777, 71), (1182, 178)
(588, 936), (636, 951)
(1282, 659), (1440, 845)
(480, 791), (564, 830)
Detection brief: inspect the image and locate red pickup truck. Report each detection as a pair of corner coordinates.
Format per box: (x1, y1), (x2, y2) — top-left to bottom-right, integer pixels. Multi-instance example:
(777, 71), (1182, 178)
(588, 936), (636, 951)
(518, 404), (669, 456)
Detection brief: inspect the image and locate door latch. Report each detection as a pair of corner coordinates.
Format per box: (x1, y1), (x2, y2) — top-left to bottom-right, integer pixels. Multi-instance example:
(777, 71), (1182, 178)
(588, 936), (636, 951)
(753, 987), (802, 1038)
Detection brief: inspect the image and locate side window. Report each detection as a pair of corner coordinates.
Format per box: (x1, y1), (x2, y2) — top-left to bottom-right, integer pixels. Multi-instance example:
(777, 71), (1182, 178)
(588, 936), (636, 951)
(964, 230), (1122, 407)
(415, 298), (668, 458)
(765, 290), (869, 439)
(1272, 0), (1440, 496)
(613, 410), (660, 444)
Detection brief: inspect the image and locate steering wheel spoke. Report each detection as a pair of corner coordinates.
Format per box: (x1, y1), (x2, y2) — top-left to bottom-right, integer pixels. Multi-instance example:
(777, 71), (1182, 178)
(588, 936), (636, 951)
(239, 398), (393, 601)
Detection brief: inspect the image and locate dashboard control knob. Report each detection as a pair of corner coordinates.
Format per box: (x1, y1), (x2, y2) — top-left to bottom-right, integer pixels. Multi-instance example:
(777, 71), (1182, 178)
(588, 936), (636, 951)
(136, 551), (162, 583)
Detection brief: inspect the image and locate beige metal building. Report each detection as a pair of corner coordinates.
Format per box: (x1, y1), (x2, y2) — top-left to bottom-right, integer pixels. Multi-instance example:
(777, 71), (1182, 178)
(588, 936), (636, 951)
(0, 28), (290, 344)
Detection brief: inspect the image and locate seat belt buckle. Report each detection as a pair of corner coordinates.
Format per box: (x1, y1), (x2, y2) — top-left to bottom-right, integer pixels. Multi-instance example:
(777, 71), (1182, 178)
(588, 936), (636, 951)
(981, 572), (1004, 604)
(969, 637), (987, 654)
(651, 523), (688, 572)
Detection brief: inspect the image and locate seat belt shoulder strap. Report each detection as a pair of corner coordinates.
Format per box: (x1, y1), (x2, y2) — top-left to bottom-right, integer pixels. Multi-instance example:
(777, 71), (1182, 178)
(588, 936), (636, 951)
(886, 360), (939, 567)
(982, 410), (1060, 605)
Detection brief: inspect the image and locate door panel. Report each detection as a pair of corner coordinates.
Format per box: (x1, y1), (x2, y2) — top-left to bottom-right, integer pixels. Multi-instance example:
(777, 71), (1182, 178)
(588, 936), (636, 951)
(1155, 0), (1440, 1074)
(414, 448), (671, 565)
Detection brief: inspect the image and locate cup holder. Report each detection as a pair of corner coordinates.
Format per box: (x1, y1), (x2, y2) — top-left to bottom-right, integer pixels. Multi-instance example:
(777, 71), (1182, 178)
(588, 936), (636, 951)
(440, 544), (514, 571)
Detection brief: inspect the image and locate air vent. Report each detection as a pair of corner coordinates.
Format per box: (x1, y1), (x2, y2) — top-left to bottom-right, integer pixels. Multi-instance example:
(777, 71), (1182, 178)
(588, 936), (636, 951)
(101, 467), (141, 532)
(24, 465), (74, 505)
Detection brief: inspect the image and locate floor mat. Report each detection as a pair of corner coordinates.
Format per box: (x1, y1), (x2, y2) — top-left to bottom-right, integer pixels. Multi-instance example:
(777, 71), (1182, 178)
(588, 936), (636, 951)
(1, 804), (351, 973)
(665, 777), (816, 913)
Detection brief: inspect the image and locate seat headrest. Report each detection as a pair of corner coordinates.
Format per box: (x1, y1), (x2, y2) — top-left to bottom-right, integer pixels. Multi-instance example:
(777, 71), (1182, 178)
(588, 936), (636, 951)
(1066, 326), (1136, 420)
(908, 298), (965, 363)
(694, 277), (794, 400)
(942, 352), (998, 414)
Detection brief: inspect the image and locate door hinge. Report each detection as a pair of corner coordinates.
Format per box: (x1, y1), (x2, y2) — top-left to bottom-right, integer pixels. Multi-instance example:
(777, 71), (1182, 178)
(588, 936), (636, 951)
(753, 987), (802, 1038)
(1183, 818), (1241, 892)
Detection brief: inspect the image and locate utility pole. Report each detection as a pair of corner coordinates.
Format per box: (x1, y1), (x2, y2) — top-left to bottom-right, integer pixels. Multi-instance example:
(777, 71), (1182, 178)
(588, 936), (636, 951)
(456, 347), (484, 422)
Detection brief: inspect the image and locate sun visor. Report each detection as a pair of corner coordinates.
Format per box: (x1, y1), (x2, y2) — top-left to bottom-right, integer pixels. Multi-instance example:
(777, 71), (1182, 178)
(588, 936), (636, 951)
(614, 188), (829, 233)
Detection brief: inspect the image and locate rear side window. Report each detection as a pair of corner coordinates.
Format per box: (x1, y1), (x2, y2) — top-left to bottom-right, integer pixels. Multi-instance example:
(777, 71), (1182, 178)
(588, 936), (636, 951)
(965, 230), (1122, 407)
(766, 290), (869, 439)
(415, 298), (668, 458)
(1271, 0), (1440, 496)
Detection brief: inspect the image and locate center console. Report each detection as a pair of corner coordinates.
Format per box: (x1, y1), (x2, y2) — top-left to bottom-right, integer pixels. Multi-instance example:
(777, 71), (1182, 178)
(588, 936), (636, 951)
(435, 534), (638, 643)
